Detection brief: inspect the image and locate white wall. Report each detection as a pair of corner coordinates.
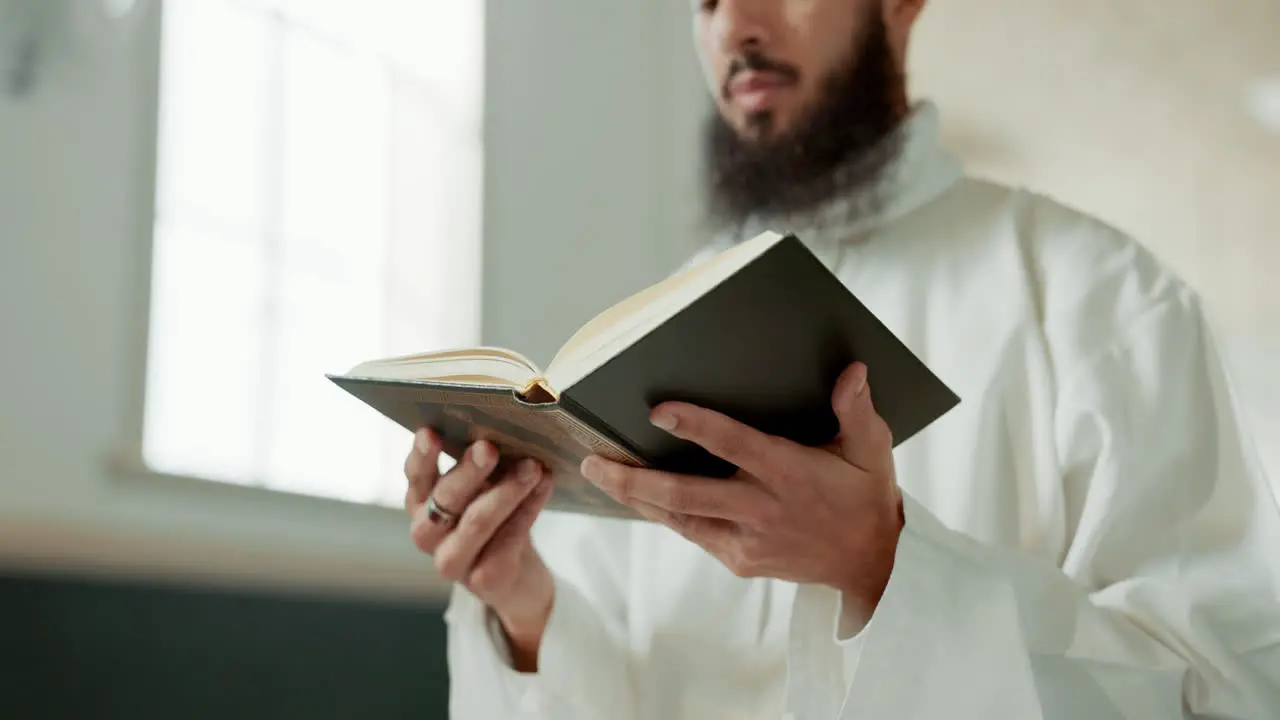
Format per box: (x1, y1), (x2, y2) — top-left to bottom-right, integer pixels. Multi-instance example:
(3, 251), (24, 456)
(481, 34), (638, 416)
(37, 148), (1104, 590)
(0, 0), (706, 602)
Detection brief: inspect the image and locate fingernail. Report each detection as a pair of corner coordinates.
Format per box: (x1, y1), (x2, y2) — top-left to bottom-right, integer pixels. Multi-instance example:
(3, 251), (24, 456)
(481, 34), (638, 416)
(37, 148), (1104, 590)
(415, 429), (433, 455)
(650, 409), (678, 431)
(471, 441), (495, 468)
(519, 459), (541, 485)
(580, 456), (601, 480)
(853, 363), (868, 397)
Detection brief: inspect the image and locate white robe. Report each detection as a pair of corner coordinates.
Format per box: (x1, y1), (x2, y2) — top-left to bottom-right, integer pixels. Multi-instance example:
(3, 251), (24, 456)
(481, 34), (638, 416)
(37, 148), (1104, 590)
(443, 104), (1280, 719)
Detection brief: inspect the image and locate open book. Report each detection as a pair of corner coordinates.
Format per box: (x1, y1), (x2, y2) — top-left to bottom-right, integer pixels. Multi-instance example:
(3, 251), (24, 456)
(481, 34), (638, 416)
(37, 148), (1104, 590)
(329, 231), (959, 519)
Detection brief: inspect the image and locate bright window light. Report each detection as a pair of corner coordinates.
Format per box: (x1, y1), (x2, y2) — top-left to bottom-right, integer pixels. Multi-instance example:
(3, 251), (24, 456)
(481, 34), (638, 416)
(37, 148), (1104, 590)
(143, 0), (483, 507)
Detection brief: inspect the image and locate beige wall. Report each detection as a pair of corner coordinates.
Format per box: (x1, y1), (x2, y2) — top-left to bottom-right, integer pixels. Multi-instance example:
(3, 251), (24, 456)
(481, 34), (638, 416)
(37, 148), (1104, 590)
(913, 0), (1280, 327)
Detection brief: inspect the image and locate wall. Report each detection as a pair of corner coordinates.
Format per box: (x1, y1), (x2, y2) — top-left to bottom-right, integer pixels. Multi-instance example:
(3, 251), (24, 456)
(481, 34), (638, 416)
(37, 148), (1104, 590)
(0, 0), (705, 599)
(482, 2), (707, 364)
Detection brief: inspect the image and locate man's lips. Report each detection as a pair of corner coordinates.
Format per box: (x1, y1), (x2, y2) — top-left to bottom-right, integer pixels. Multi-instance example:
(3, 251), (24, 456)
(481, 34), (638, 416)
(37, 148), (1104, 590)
(727, 71), (794, 112)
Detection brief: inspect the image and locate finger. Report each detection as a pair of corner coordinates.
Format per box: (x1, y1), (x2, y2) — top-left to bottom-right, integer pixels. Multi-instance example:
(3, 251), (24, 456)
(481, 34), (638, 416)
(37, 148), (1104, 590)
(580, 455), (766, 522)
(485, 475), (554, 552)
(830, 362), (893, 474)
(648, 402), (793, 481)
(404, 427), (444, 514)
(432, 459), (545, 580)
(431, 440), (500, 513)
(628, 498), (736, 549)
(631, 502), (759, 579)
(410, 440), (500, 554)
(466, 476), (555, 594)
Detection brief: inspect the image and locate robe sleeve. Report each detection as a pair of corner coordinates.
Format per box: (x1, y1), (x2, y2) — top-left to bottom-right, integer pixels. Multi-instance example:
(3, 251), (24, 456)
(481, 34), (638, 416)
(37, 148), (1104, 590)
(786, 290), (1280, 719)
(443, 514), (637, 719)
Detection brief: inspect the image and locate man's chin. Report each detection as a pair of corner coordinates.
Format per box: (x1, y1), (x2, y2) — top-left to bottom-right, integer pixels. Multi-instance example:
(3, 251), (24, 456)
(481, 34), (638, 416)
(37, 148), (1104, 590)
(732, 113), (791, 145)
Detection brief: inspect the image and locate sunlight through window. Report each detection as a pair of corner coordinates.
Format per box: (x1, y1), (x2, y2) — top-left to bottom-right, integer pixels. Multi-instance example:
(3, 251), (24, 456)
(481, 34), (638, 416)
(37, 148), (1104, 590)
(143, 0), (483, 506)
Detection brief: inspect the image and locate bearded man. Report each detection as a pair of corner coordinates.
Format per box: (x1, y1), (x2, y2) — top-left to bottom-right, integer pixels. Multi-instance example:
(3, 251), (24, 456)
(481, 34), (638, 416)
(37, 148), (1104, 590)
(403, 1), (1280, 717)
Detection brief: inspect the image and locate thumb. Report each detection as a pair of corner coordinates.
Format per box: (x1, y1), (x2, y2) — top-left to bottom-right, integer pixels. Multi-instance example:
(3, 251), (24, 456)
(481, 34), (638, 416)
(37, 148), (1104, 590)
(831, 362), (893, 473)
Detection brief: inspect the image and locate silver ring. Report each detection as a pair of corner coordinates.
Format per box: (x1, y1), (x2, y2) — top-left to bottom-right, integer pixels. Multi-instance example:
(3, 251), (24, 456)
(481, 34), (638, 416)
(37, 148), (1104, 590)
(425, 494), (461, 528)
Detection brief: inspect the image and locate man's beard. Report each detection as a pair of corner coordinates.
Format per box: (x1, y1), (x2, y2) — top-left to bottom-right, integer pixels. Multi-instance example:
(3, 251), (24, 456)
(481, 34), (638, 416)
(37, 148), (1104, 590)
(701, 17), (904, 231)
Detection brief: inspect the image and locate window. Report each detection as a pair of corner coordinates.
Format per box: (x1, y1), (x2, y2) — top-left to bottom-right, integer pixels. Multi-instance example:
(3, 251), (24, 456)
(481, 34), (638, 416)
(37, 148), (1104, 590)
(142, 0), (483, 507)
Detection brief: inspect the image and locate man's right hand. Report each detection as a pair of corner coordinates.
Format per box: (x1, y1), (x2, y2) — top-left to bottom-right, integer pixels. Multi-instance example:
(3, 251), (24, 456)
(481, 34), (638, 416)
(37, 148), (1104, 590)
(404, 429), (555, 671)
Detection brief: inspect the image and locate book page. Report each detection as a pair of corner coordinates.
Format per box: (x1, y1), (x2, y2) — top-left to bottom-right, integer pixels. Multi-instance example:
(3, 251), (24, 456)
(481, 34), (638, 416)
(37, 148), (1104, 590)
(344, 347), (542, 390)
(543, 230), (786, 392)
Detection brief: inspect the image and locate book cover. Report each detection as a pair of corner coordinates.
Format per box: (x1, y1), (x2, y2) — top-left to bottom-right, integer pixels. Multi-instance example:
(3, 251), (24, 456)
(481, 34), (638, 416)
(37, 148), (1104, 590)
(559, 235), (960, 479)
(327, 376), (644, 519)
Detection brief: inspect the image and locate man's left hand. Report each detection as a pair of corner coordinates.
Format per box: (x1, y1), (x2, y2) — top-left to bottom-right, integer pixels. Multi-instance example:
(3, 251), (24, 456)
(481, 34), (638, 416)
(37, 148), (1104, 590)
(580, 362), (904, 623)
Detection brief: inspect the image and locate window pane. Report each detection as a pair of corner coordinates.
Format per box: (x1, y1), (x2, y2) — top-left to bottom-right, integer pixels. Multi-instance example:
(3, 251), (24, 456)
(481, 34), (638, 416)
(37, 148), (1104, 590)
(278, 25), (390, 260)
(155, 0), (274, 233)
(261, 257), (387, 503)
(143, 217), (268, 483)
(383, 74), (483, 357)
(276, 0), (484, 123)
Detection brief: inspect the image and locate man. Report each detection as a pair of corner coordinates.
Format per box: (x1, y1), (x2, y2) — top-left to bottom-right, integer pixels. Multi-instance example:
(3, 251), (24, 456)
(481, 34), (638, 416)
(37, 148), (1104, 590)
(404, 0), (1280, 717)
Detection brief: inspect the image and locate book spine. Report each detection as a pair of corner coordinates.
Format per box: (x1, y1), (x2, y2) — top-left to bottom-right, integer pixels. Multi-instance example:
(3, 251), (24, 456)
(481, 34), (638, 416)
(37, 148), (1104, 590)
(557, 394), (651, 466)
(542, 406), (646, 466)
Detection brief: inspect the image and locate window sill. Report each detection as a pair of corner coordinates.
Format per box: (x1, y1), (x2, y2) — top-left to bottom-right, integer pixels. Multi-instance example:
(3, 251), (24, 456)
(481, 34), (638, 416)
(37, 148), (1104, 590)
(0, 450), (453, 606)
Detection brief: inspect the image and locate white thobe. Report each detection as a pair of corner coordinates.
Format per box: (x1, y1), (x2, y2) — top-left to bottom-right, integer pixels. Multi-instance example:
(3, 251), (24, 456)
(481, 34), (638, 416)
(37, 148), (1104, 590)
(443, 103), (1280, 719)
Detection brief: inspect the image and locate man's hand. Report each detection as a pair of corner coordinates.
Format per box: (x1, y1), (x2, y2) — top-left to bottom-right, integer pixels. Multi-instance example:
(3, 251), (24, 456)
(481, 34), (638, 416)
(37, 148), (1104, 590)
(404, 433), (555, 671)
(580, 362), (903, 624)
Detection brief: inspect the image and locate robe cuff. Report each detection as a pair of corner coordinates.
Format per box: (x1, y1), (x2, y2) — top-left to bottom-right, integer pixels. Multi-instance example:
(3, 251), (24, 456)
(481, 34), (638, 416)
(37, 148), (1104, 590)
(835, 591), (874, 643)
(785, 497), (937, 718)
(836, 490), (1005, 717)
(455, 587), (539, 714)
(479, 571), (618, 715)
